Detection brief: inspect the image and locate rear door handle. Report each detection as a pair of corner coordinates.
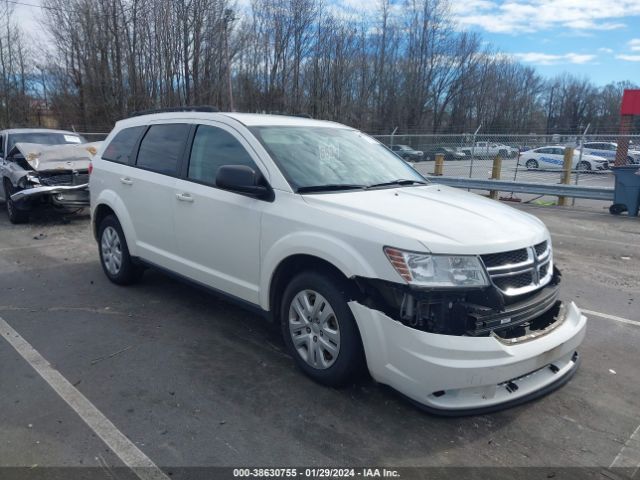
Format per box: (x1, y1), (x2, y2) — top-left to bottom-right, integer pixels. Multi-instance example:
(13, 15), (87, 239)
(120, 177), (133, 185)
(176, 192), (194, 203)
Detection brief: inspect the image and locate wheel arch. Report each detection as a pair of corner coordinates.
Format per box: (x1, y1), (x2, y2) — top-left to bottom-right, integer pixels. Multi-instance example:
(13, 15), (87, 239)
(262, 233), (378, 316)
(268, 254), (357, 324)
(91, 191), (138, 255)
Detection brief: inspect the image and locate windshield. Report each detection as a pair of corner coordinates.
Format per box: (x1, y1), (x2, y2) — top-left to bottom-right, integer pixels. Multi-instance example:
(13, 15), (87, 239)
(8, 132), (85, 152)
(251, 127), (426, 191)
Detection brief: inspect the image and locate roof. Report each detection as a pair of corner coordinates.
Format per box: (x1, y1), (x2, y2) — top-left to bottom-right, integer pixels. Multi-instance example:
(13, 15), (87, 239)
(115, 111), (351, 129)
(0, 128), (81, 135)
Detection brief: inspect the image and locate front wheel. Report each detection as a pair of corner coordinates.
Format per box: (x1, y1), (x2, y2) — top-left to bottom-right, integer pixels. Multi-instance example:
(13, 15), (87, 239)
(4, 179), (29, 224)
(577, 161), (591, 171)
(281, 271), (365, 387)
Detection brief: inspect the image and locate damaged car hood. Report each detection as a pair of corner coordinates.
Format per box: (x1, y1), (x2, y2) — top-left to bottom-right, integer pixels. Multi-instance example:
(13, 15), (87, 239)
(301, 184), (548, 254)
(12, 142), (101, 172)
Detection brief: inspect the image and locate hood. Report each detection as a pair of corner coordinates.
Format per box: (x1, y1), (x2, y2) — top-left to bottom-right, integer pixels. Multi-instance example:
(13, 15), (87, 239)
(302, 185), (548, 255)
(583, 154), (608, 161)
(13, 142), (101, 172)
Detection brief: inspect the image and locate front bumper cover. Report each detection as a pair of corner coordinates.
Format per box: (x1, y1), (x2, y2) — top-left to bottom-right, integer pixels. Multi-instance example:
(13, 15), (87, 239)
(11, 183), (90, 208)
(349, 300), (586, 415)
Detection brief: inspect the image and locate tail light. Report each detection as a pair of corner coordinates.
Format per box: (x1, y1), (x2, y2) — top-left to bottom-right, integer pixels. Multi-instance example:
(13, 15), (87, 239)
(88, 162), (93, 175)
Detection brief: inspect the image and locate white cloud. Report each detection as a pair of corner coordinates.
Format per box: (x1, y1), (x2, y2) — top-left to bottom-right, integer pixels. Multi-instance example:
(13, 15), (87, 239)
(513, 52), (596, 65)
(616, 54), (640, 62)
(455, 0), (640, 34)
(629, 39), (640, 52)
(598, 47), (614, 53)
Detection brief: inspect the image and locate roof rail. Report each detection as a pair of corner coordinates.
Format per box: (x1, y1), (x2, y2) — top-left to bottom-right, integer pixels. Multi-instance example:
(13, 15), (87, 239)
(128, 105), (219, 117)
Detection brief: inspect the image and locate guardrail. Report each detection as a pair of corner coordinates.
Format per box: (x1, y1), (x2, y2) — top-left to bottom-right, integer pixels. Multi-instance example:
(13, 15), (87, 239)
(426, 176), (614, 201)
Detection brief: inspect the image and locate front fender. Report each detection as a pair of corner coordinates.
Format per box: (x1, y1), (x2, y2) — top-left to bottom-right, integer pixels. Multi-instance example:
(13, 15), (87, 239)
(259, 231), (379, 310)
(92, 189), (139, 256)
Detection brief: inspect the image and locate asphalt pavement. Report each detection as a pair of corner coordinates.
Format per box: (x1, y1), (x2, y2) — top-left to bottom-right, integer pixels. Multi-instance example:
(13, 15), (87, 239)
(0, 202), (638, 480)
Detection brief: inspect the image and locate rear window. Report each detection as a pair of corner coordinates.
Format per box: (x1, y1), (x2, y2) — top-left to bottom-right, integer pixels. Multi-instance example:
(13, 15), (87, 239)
(135, 124), (190, 176)
(103, 126), (145, 164)
(8, 132), (86, 151)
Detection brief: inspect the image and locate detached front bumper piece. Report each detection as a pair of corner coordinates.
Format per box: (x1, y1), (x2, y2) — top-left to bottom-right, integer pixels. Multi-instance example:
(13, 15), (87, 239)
(349, 300), (587, 415)
(11, 183), (89, 208)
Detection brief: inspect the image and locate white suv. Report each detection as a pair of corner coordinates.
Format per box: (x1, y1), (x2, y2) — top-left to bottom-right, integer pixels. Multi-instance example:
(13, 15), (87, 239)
(90, 110), (587, 414)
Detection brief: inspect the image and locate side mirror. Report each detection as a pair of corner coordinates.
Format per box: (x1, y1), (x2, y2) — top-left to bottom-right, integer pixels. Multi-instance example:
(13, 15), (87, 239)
(216, 165), (271, 199)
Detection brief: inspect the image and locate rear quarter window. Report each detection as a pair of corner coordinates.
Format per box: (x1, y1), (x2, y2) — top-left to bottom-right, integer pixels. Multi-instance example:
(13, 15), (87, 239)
(103, 126), (146, 164)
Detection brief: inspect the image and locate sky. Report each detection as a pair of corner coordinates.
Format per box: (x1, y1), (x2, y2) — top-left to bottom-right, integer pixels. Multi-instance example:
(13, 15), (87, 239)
(451, 0), (640, 85)
(11, 0), (640, 86)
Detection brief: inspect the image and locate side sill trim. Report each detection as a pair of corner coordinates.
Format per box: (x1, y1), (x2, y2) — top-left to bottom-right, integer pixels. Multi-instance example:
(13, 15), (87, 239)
(135, 258), (271, 321)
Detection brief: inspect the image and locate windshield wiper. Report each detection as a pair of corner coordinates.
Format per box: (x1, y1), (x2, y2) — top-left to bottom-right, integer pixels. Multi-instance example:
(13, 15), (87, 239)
(296, 184), (367, 193)
(366, 179), (429, 189)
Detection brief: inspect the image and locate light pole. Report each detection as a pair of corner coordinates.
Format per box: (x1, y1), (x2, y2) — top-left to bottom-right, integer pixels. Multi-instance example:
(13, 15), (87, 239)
(224, 9), (235, 111)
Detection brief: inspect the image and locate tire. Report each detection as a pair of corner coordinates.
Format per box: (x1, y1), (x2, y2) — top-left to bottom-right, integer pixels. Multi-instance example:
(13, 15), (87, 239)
(499, 149), (508, 158)
(98, 214), (143, 285)
(280, 270), (365, 387)
(3, 179), (29, 224)
(577, 161), (591, 171)
(525, 159), (539, 169)
(609, 204), (627, 215)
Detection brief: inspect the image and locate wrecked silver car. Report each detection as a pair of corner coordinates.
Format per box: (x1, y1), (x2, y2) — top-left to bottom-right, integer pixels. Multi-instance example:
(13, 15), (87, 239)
(0, 129), (99, 223)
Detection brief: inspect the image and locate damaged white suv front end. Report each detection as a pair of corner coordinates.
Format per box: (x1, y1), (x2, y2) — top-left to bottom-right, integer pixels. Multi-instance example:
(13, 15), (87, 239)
(294, 181), (586, 415)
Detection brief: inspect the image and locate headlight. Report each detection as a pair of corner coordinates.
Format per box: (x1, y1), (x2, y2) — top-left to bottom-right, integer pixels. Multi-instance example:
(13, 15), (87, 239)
(384, 247), (489, 287)
(26, 172), (41, 185)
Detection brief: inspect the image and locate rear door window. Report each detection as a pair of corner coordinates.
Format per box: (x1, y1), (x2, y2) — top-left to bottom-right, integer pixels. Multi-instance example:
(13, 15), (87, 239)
(136, 124), (190, 176)
(103, 126), (145, 164)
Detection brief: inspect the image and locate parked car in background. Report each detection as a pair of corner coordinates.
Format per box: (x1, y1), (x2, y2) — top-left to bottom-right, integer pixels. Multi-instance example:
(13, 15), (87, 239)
(520, 146), (608, 171)
(422, 146), (466, 161)
(0, 128), (95, 223)
(460, 141), (518, 158)
(390, 144), (424, 161)
(582, 141), (640, 164)
(90, 109), (586, 414)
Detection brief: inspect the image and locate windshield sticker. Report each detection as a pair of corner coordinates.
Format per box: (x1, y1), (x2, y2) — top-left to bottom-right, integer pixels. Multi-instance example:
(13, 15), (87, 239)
(64, 135), (82, 143)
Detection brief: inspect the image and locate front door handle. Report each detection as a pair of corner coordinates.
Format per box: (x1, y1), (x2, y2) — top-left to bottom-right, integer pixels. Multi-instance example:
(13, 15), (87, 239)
(120, 177), (133, 185)
(176, 192), (194, 203)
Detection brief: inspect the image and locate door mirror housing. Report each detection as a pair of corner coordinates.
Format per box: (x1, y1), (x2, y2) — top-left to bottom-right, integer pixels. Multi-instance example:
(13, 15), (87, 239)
(216, 165), (272, 199)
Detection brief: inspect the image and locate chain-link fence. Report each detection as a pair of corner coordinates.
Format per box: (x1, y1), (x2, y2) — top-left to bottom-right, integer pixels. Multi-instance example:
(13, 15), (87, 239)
(373, 133), (640, 195)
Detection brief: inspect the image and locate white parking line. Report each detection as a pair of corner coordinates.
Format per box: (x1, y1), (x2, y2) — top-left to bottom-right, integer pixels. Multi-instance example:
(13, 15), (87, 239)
(581, 309), (640, 328)
(610, 423), (640, 476)
(0, 316), (169, 480)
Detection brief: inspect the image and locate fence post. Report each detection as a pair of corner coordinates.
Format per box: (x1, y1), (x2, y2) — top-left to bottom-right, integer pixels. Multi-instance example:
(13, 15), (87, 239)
(489, 154), (502, 199)
(572, 123), (590, 206)
(434, 153), (444, 176)
(558, 146), (573, 206)
(468, 123), (482, 179)
(390, 126), (398, 149)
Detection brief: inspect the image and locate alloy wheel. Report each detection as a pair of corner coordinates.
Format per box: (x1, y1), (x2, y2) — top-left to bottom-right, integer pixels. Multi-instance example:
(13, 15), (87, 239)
(101, 226), (123, 275)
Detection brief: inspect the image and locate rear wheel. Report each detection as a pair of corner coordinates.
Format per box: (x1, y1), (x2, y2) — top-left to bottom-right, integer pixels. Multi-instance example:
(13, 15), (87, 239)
(3, 179), (29, 224)
(525, 159), (539, 169)
(280, 270), (365, 387)
(98, 214), (143, 285)
(609, 204), (627, 215)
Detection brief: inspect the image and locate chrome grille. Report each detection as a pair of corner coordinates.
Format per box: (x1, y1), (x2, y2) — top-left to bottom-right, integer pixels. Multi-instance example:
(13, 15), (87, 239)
(481, 241), (552, 296)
